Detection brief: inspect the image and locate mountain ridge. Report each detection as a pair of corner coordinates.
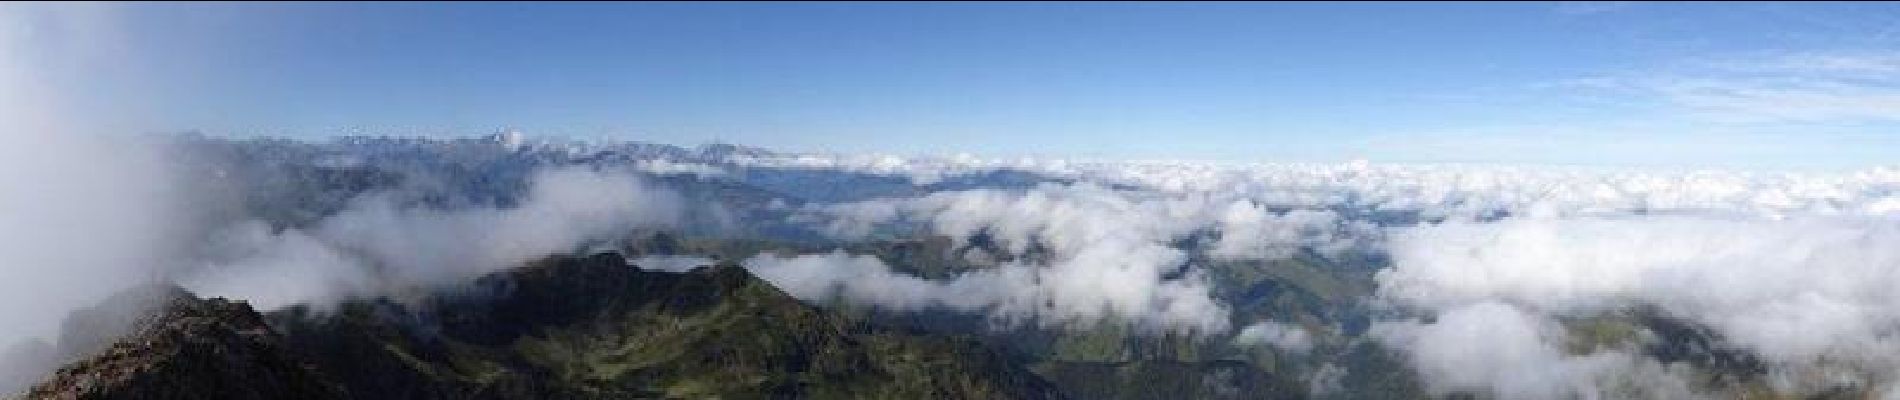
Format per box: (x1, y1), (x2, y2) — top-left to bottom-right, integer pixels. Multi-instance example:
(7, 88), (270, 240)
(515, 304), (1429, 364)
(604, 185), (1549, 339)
(21, 253), (1064, 399)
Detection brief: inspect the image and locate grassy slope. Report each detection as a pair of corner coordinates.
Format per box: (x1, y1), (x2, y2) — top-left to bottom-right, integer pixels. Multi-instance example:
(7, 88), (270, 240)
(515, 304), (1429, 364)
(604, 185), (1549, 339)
(269, 253), (1061, 399)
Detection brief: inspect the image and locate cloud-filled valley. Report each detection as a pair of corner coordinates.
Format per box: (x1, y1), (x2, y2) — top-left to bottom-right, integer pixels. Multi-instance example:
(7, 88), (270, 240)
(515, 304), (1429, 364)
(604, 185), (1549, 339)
(7, 134), (1900, 399)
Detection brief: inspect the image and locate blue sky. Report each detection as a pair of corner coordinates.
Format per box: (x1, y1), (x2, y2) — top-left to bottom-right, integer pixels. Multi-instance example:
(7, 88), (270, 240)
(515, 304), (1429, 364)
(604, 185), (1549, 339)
(17, 2), (1900, 167)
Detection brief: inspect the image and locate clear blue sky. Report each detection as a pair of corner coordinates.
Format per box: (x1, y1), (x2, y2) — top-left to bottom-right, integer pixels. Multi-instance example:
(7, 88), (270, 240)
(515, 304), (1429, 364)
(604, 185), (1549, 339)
(22, 2), (1900, 167)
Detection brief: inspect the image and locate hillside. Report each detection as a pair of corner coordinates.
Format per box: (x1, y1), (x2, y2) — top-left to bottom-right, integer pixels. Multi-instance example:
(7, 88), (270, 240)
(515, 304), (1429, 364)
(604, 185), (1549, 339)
(21, 253), (1062, 399)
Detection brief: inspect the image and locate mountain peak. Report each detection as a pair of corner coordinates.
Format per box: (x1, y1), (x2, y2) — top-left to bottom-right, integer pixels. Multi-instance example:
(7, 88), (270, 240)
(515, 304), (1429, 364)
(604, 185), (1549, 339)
(25, 286), (345, 400)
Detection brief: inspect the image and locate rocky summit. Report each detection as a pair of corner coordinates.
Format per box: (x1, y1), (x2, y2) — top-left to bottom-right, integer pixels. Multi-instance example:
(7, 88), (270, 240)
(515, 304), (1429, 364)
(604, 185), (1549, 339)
(23, 286), (344, 400)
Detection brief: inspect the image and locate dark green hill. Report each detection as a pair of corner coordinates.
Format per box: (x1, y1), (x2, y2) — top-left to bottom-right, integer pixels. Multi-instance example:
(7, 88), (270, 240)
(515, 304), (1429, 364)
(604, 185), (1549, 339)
(266, 252), (1062, 399)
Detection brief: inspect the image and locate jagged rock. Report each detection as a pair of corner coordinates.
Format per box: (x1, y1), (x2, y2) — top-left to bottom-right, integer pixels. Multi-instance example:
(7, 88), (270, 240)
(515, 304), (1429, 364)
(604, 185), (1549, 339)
(23, 286), (345, 400)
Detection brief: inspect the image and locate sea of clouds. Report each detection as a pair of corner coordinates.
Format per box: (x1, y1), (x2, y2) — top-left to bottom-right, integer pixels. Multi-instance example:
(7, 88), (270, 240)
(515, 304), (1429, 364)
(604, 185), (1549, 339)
(717, 151), (1900, 398)
(7, 120), (1900, 397)
(11, 115), (1900, 397)
(11, 3), (1900, 397)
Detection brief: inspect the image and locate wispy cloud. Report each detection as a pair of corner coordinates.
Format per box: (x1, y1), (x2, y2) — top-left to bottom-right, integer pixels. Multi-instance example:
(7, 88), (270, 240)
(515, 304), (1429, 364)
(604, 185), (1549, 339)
(1553, 1), (1638, 16)
(1559, 51), (1900, 124)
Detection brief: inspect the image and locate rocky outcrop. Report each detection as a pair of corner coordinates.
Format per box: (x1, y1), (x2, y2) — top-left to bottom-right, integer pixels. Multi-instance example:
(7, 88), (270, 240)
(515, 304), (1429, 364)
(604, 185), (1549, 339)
(23, 286), (344, 400)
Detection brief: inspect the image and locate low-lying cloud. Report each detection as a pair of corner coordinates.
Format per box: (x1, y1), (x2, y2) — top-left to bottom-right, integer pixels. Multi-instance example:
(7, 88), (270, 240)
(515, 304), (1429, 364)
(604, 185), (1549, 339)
(1234, 321), (1315, 354)
(181, 166), (683, 310)
(730, 151), (1900, 397)
(778, 182), (1364, 334)
(1372, 301), (1697, 399)
(1375, 214), (1900, 398)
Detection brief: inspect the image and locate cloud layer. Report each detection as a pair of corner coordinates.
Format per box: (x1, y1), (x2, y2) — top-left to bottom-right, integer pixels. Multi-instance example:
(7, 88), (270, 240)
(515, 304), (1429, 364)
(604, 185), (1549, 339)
(181, 167), (683, 310)
(777, 182), (1372, 334)
(723, 151), (1900, 397)
(1376, 214), (1900, 397)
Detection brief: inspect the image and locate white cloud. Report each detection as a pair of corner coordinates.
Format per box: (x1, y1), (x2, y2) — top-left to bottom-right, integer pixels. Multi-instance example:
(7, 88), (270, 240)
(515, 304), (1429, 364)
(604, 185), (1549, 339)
(1210, 205), (1356, 261)
(1372, 301), (1698, 399)
(0, 3), (201, 392)
(786, 182), (1369, 334)
(181, 166), (684, 310)
(1376, 214), (1900, 396)
(1566, 51), (1900, 124)
(1553, 1), (1637, 16)
(632, 159), (727, 179)
(629, 255), (716, 273)
(1234, 321), (1314, 354)
(745, 251), (1014, 313)
(723, 152), (1058, 186)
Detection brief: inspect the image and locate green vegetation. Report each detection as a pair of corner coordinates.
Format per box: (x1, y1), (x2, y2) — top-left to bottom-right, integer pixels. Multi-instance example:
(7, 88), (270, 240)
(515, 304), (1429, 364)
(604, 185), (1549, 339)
(1030, 360), (1303, 400)
(266, 253), (1061, 399)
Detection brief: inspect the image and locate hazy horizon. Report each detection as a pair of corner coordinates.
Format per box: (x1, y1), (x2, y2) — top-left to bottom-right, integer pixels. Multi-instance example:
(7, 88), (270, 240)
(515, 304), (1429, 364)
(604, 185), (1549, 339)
(11, 2), (1900, 167)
